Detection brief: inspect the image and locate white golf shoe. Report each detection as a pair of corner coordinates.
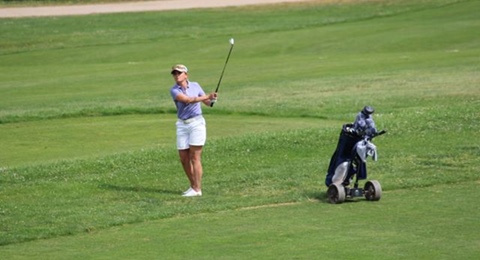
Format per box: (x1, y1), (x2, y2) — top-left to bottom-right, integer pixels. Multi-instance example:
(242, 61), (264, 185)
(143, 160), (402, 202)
(182, 189), (202, 197)
(183, 187), (193, 195)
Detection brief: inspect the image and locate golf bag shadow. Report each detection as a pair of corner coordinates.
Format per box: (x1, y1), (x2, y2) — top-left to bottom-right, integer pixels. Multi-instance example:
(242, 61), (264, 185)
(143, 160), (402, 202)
(325, 123), (386, 204)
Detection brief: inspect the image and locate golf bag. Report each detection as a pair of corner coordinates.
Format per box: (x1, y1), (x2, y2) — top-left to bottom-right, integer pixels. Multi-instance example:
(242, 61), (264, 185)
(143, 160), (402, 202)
(324, 106), (387, 204)
(325, 106), (383, 187)
(325, 106), (386, 204)
(325, 124), (381, 187)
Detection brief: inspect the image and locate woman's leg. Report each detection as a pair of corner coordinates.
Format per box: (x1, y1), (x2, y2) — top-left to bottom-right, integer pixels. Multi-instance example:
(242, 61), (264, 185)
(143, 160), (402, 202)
(189, 145), (203, 192)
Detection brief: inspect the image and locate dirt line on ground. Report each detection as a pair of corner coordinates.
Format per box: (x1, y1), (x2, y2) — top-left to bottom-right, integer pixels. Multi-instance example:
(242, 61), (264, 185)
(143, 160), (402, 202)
(0, 0), (312, 18)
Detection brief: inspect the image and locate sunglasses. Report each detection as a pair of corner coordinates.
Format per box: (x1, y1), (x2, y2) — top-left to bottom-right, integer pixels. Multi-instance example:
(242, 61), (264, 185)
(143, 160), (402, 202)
(171, 71), (184, 75)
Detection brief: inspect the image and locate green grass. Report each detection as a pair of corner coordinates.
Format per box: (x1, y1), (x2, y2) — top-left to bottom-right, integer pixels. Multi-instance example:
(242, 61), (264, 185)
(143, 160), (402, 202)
(0, 0), (479, 258)
(0, 114), (330, 167)
(1, 182), (478, 259)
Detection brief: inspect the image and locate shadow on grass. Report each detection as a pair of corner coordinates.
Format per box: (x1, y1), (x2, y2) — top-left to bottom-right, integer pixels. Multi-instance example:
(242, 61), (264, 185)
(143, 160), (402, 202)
(306, 190), (364, 204)
(306, 190), (328, 203)
(99, 183), (179, 195)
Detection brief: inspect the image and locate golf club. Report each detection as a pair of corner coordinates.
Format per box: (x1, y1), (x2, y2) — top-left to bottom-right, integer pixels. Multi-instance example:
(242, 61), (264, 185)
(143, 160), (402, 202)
(211, 38), (234, 107)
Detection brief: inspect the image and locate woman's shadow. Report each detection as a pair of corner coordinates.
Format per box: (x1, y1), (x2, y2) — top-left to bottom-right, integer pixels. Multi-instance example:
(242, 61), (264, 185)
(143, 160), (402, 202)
(99, 183), (179, 195)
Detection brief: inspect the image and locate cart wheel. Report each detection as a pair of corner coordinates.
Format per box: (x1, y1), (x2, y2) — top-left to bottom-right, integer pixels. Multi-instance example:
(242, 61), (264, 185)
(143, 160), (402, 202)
(327, 183), (346, 204)
(364, 180), (382, 201)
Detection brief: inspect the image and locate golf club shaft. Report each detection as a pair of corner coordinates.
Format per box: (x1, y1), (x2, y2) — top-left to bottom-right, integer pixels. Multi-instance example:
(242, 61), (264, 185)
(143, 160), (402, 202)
(211, 42), (234, 107)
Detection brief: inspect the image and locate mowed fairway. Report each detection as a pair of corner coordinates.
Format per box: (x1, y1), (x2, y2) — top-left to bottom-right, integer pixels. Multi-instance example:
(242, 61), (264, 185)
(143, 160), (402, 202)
(0, 0), (479, 258)
(1, 182), (477, 259)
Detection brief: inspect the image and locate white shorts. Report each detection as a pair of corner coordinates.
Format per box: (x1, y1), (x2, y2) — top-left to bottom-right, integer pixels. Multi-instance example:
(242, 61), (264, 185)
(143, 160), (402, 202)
(176, 116), (206, 150)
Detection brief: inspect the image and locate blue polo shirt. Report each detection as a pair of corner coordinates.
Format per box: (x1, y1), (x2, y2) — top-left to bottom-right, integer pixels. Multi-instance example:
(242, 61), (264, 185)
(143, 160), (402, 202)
(170, 81), (205, 120)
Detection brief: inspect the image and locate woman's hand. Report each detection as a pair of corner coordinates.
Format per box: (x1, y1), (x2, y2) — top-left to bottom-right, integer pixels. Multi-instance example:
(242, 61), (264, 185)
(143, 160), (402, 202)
(209, 92), (218, 100)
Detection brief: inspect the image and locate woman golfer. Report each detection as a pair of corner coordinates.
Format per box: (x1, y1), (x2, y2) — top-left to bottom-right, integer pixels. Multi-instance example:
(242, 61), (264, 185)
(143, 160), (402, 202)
(169, 64), (218, 197)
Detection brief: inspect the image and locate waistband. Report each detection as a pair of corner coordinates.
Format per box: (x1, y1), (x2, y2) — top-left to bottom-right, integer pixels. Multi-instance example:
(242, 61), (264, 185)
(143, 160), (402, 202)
(178, 115), (203, 124)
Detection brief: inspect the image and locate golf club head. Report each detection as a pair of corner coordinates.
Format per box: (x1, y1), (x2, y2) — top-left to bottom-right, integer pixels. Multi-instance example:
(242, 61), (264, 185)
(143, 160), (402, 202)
(230, 38), (234, 45)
